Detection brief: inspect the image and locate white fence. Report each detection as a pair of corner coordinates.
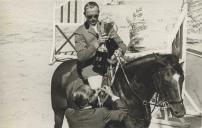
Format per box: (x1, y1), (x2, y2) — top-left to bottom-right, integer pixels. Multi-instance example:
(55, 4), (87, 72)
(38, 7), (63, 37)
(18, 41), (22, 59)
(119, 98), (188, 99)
(50, 0), (85, 64)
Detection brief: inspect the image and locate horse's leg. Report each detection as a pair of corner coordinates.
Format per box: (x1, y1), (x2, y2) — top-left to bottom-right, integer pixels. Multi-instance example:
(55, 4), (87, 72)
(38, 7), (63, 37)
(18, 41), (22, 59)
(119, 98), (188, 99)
(51, 60), (78, 128)
(54, 109), (65, 128)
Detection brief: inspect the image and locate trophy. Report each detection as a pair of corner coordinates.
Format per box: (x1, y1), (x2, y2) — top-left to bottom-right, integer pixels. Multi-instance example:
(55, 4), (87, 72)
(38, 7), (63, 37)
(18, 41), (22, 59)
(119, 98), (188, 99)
(98, 18), (115, 52)
(94, 19), (115, 70)
(103, 20), (114, 36)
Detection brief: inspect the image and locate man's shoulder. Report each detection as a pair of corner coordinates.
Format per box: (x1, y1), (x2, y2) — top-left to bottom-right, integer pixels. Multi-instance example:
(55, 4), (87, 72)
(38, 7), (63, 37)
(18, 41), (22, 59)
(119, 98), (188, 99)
(95, 107), (110, 114)
(75, 24), (86, 34)
(65, 108), (108, 117)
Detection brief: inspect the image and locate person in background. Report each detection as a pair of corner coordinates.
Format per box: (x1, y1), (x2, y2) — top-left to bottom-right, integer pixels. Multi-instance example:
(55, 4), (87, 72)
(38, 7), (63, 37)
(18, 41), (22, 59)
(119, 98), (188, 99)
(75, 1), (126, 89)
(65, 85), (127, 128)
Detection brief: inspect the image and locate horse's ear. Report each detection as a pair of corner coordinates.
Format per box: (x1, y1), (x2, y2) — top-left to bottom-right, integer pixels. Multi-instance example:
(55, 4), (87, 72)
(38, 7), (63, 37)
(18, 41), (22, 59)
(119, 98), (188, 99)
(174, 61), (184, 75)
(153, 53), (160, 59)
(153, 53), (167, 66)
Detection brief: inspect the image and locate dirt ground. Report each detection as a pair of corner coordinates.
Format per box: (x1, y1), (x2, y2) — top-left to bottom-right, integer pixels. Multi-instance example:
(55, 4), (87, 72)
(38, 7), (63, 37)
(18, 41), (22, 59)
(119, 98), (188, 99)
(0, 0), (201, 128)
(0, 0), (57, 127)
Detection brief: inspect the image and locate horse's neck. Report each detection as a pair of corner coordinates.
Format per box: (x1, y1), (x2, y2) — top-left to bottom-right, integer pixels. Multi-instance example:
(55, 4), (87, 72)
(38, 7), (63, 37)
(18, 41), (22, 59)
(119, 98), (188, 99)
(115, 57), (162, 104)
(133, 81), (155, 102)
(114, 68), (157, 120)
(115, 70), (155, 104)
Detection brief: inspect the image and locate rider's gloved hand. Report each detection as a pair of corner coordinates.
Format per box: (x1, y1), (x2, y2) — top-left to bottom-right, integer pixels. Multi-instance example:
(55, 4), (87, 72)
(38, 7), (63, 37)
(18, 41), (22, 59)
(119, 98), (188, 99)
(100, 86), (120, 101)
(114, 48), (123, 57)
(107, 48), (123, 64)
(98, 34), (109, 45)
(89, 88), (101, 105)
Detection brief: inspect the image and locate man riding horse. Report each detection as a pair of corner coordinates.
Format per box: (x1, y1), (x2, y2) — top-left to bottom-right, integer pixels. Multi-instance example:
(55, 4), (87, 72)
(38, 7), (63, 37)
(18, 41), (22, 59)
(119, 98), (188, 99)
(75, 1), (126, 90)
(51, 2), (186, 128)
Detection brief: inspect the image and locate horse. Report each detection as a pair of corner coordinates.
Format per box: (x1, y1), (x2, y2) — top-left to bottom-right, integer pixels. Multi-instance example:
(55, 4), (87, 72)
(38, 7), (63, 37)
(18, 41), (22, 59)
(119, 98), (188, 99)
(51, 53), (186, 128)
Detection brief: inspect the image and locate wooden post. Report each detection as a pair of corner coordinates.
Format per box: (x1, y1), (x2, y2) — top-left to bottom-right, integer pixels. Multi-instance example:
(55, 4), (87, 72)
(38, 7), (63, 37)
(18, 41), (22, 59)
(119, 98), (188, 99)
(180, 23), (183, 58)
(181, 3), (187, 100)
(67, 1), (71, 23)
(50, 3), (57, 65)
(81, 0), (85, 23)
(75, 0), (77, 23)
(60, 6), (63, 23)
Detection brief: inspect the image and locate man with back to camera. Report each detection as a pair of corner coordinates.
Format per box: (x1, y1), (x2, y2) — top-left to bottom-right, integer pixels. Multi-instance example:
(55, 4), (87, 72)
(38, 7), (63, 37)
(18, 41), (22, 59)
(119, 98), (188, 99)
(65, 85), (128, 128)
(75, 1), (126, 90)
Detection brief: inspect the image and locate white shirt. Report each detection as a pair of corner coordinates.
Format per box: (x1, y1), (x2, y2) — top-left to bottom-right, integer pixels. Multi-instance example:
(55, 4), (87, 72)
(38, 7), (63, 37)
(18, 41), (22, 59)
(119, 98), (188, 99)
(92, 24), (99, 34)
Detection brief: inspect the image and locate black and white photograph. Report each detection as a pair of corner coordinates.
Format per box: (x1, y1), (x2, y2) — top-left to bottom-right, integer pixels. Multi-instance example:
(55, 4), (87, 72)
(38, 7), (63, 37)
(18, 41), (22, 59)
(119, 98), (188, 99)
(0, 0), (201, 128)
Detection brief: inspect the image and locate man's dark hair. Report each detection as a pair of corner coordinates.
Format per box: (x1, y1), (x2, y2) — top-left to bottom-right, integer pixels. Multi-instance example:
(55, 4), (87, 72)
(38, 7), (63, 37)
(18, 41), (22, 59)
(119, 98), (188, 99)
(84, 1), (100, 15)
(73, 85), (91, 109)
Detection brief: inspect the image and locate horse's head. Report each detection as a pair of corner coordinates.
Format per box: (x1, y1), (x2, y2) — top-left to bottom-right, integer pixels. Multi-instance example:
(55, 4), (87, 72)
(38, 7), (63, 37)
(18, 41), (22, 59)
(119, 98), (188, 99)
(153, 54), (185, 118)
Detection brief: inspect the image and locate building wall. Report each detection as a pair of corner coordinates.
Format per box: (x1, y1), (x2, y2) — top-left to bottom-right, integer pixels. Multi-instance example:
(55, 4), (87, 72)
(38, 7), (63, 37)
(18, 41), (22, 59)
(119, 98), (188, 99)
(185, 53), (202, 112)
(187, 0), (202, 33)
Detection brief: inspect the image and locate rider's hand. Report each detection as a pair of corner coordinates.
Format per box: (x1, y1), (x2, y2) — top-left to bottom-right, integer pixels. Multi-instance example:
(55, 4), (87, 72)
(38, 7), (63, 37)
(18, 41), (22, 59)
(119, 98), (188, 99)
(89, 89), (101, 104)
(100, 86), (114, 97)
(110, 48), (123, 62)
(114, 48), (123, 57)
(107, 48), (123, 64)
(95, 89), (102, 96)
(100, 86), (120, 101)
(99, 35), (109, 44)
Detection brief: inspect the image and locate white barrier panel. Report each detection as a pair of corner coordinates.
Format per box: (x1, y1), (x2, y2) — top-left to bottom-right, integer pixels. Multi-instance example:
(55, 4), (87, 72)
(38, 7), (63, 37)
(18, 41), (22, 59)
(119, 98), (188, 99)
(50, 0), (84, 64)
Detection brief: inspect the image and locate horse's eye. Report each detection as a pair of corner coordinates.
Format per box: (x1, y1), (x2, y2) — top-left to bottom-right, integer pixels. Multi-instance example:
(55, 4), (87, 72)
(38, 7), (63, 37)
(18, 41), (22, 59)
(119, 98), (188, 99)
(163, 71), (173, 82)
(170, 68), (175, 73)
(164, 71), (171, 77)
(169, 71), (173, 76)
(168, 69), (175, 76)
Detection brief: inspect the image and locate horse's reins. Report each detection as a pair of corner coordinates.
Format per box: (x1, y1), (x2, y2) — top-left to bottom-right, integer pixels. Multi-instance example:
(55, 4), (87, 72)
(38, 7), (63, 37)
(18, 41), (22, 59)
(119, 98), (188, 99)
(113, 54), (184, 120)
(113, 54), (152, 120)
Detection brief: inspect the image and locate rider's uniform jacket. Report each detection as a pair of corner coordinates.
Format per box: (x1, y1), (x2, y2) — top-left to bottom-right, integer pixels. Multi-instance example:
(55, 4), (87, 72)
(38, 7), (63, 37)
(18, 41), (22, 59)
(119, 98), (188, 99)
(74, 21), (126, 79)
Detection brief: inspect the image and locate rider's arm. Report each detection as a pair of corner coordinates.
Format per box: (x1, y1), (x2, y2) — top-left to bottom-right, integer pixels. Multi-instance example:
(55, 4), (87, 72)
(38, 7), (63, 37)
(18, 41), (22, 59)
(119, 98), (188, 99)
(102, 99), (127, 123)
(101, 86), (128, 123)
(101, 86), (127, 110)
(108, 28), (126, 55)
(75, 33), (99, 61)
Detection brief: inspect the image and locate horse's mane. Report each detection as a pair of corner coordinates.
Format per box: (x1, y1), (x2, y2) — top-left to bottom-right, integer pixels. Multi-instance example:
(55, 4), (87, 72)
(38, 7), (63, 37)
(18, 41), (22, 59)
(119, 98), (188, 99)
(124, 53), (178, 69)
(124, 53), (184, 76)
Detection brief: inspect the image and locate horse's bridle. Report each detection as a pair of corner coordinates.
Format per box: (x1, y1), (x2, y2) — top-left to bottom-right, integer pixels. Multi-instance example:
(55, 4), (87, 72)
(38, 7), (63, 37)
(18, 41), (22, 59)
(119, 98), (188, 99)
(152, 63), (184, 106)
(116, 54), (184, 120)
(116, 56), (154, 120)
(152, 53), (184, 104)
